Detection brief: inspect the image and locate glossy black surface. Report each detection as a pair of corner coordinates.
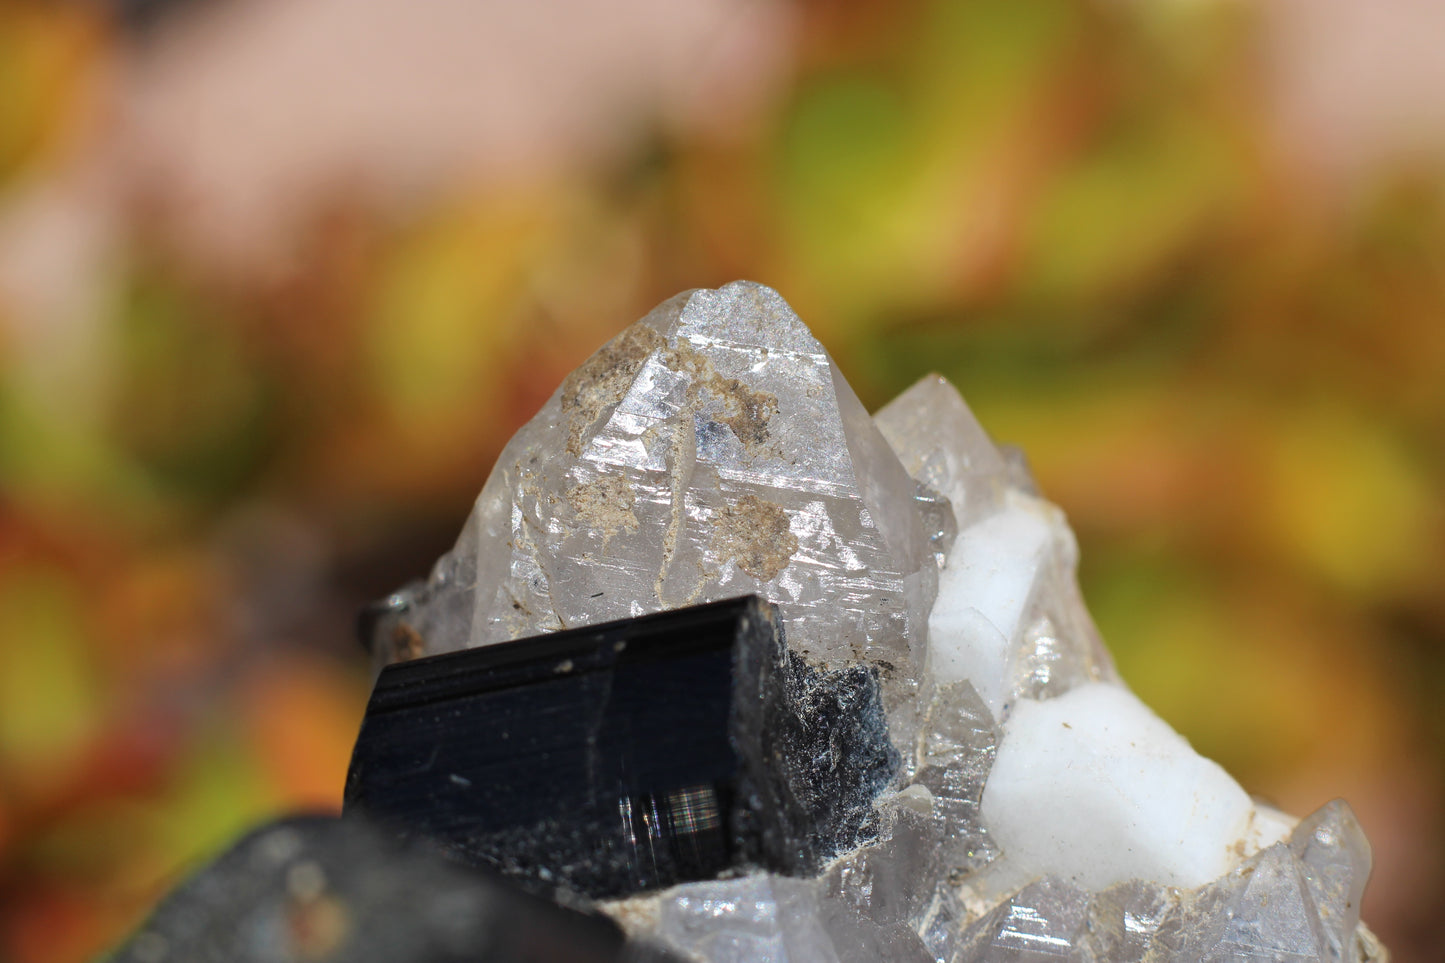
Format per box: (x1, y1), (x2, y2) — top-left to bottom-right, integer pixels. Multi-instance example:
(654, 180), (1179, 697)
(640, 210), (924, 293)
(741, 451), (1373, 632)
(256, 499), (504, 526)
(344, 596), (898, 899)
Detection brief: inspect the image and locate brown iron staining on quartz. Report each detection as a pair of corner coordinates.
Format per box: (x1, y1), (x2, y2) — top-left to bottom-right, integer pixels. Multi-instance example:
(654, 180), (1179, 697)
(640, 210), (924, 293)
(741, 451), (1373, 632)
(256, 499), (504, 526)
(567, 473), (640, 543)
(713, 494), (798, 581)
(662, 336), (779, 453)
(560, 323), (666, 456)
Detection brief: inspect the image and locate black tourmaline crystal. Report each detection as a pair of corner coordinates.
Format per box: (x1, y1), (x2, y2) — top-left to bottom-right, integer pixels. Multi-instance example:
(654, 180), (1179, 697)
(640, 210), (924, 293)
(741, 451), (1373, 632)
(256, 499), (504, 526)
(107, 815), (653, 963)
(344, 596), (898, 899)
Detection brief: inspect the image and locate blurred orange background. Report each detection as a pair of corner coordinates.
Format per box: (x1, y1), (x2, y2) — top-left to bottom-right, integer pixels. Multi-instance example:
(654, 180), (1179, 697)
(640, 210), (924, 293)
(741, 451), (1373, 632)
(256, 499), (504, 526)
(0, 1), (1441, 960)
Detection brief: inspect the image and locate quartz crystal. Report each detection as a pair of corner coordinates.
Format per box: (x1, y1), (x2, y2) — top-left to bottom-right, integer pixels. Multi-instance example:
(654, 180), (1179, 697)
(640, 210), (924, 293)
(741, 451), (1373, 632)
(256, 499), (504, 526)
(367, 282), (1386, 963)
(369, 283), (936, 718)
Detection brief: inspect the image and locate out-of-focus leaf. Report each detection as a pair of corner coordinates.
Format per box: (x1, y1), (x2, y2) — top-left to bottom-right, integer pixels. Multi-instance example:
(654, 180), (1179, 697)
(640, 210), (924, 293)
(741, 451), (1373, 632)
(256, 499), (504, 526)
(1025, 108), (1238, 303)
(775, 72), (917, 307)
(0, 567), (101, 794)
(1082, 549), (1397, 788)
(109, 269), (277, 504)
(0, 350), (167, 524)
(1256, 405), (1437, 597)
(909, 0), (1079, 131)
(238, 657), (370, 812)
(0, 5), (102, 187)
(149, 718), (278, 886)
(365, 198), (547, 425)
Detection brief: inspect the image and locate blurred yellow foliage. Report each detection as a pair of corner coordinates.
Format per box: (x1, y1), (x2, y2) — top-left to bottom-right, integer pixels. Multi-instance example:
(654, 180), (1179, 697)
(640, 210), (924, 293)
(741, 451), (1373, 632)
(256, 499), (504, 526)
(0, 569), (102, 795)
(0, 4), (102, 183)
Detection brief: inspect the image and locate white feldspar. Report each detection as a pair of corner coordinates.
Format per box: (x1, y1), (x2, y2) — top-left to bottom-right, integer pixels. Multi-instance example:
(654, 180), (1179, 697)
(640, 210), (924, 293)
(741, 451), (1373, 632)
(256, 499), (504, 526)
(927, 490), (1063, 718)
(977, 682), (1289, 893)
(375, 282), (1383, 962)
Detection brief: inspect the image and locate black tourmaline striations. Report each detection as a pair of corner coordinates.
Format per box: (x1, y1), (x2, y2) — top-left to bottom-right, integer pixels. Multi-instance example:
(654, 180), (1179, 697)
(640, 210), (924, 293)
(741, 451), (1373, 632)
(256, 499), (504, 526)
(344, 596), (898, 899)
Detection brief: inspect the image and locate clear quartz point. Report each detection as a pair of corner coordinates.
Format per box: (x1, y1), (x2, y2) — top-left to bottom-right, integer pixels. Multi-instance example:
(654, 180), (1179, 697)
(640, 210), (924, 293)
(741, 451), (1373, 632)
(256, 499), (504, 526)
(647, 875), (934, 963)
(378, 282), (936, 715)
(1119, 799), (1376, 963)
(910, 680), (999, 876)
(1084, 879), (1175, 963)
(367, 283), (1385, 963)
(1290, 800), (1373, 961)
(954, 876), (1093, 962)
(875, 375), (1008, 531)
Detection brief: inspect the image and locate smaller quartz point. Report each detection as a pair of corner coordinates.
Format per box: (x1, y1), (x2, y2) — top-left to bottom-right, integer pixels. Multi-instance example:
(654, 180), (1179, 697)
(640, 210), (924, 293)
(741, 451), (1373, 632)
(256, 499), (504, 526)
(1153, 844), (1328, 962)
(909, 680), (999, 875)
(996, 445), (1041, 497)
(874, 375), (1007, 531)
(954, 876), (1093, 962)
(1091, 799), (1376, 963)
(952, 799), (1379, 963)
(654, 877), (803, 963)
(1290, 801), (1374, 961)
(827, 796), (945, 930)
(881, 375), (1113, 722)
(651, 875), (933, 963)
(1082, 880), (1175, 963)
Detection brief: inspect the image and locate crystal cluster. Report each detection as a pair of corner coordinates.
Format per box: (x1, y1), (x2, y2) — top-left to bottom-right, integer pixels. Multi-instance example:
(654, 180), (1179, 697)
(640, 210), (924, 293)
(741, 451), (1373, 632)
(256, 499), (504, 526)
(368, 282), (1385, 963)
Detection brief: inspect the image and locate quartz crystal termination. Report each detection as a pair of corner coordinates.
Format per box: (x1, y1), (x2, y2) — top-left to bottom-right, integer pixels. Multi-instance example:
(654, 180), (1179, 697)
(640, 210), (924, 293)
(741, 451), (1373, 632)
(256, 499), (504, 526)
(366, 282), (1384, 963)
(366, 282), (938, 715)
(344, 597), (897, 899)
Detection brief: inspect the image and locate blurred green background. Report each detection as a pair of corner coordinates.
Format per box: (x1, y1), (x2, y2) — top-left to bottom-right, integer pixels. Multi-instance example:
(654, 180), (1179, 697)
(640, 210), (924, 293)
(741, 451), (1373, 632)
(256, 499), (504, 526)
(0, 0), (1441, 959)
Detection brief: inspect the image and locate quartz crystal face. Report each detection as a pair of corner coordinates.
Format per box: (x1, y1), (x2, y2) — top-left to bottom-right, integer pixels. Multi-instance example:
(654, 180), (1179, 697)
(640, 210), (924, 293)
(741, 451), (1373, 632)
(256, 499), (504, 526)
(371, 282), (935, 718)
(366, 282), (1384, 963)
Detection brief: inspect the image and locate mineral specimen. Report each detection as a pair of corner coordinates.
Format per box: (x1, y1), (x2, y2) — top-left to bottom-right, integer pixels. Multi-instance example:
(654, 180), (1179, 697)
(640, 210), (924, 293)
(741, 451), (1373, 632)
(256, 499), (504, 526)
(366, 282), (1385, 963)
(344, 596), (897, 898)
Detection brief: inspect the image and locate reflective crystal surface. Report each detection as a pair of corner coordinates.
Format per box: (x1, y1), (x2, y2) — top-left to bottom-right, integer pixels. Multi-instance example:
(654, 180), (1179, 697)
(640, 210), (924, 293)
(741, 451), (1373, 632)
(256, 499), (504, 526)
(374, 282), (936, 715)
(909, 680), (999, 876)
(1290, 801), (1375, 961)
(1148, 803), (1378, 963)
(954, 876), (1093, 962)
(365, 283), (1385, 963)
(344, 597), (898, 899)
(950, 803), (1380, 963)
(874, 375), (1007, 532)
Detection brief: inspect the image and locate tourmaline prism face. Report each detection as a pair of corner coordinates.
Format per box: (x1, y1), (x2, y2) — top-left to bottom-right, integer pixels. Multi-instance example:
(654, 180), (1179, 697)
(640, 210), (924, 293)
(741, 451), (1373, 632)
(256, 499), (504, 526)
(344, 596), (897, 900)
(355, 282), (1385, 963)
